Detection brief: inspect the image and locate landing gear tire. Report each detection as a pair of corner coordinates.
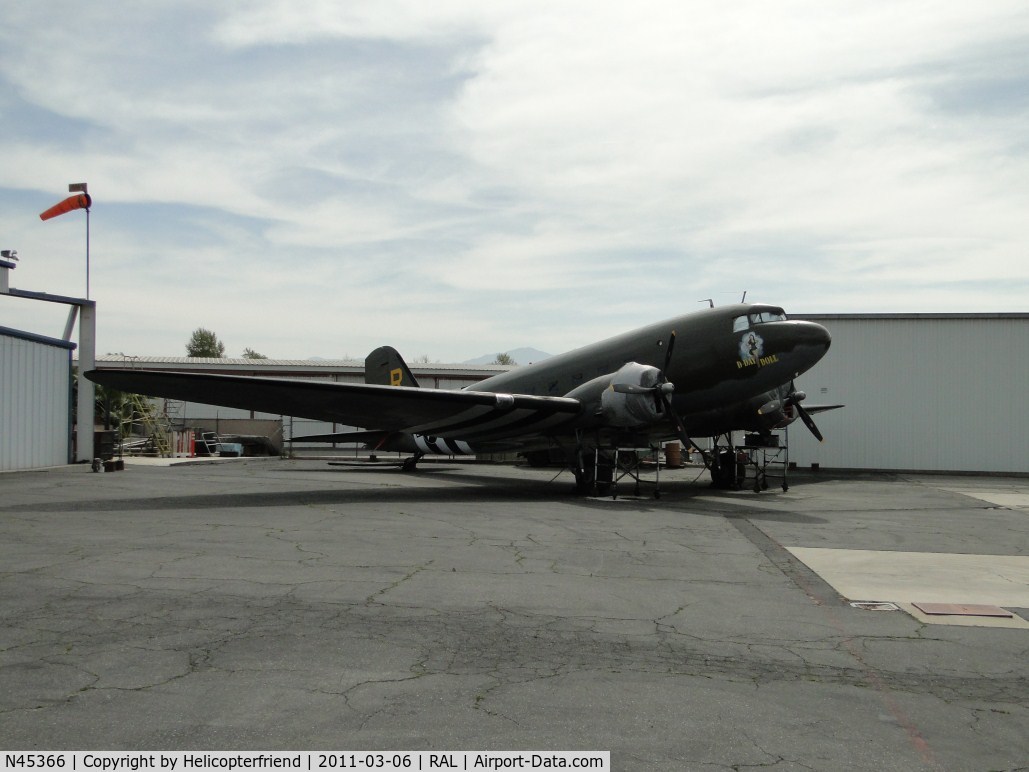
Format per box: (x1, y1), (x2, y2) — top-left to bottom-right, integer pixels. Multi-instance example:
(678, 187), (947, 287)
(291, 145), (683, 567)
(574, 466), (594, 495)
(711, 455), (737, 490)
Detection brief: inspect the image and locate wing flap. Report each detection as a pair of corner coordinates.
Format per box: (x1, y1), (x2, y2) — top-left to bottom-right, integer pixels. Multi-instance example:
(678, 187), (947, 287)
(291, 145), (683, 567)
(86, 369), (581, 434)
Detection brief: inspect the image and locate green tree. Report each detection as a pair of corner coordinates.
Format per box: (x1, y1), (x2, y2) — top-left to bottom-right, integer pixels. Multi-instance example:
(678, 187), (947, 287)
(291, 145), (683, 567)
(186, 328), (225, 357)
(242, 348), (268, 359)
(493, 352), (516, 365)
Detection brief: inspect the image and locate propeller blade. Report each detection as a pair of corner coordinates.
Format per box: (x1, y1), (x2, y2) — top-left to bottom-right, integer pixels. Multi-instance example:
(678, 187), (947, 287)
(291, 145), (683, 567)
(794, 401), (824, 443)
(785, 386), (824, 442)
(612, 380), (673, 395)
(658, 391), (707, 460)
(662, 330), (676, 374)
(612, 383), (654, 394)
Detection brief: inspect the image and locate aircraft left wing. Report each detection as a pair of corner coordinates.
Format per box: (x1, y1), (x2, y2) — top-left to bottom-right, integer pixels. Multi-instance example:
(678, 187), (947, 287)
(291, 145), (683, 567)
(86, 369), (582, 437)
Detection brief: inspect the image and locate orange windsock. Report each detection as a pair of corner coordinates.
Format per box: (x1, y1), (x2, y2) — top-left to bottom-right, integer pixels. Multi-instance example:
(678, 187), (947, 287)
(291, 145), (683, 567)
(39, 193), (92, 221)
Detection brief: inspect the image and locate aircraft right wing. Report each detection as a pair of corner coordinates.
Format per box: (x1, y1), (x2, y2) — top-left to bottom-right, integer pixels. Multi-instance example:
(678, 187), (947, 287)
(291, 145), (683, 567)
(87, 369), (582, 439)
(800, 404), (845, 414)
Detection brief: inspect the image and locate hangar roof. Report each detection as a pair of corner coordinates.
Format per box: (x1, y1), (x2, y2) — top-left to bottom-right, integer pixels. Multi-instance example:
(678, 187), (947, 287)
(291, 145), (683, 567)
(1, 324), (77, 350)
(794, 312), (1029, 320)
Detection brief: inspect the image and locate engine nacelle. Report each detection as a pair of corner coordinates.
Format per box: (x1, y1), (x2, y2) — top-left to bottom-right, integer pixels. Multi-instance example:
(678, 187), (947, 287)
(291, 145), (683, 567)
(755, 392), (797, 431)
(563, 361), (667, 428)
(603, 362), (666, 427)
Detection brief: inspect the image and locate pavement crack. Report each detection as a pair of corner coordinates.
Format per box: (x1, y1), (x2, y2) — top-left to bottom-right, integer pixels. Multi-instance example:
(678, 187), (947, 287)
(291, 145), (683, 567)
(364, 560), (435, 605)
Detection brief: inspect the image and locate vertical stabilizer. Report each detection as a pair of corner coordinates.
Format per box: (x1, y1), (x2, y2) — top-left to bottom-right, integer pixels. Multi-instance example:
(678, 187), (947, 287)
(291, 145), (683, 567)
(365, 346), (420, 387)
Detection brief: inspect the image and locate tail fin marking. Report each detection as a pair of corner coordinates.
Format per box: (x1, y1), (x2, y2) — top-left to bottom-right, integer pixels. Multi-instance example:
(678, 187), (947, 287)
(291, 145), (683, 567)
(365, 346), (420, 388)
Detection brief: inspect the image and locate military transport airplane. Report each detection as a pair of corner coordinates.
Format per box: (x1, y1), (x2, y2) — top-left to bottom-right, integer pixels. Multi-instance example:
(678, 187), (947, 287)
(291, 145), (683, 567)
(87, 303), (836, 491)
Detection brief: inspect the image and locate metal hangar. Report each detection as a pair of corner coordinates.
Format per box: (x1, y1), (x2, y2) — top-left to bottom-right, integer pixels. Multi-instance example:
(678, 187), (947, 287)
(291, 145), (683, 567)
(1, 326), (76, 471)
(790, 313), (1028, 475)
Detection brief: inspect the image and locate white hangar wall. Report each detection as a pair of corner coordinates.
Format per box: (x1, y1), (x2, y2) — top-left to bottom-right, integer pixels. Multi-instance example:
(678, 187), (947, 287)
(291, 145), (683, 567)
(789, 314), (1029, 474)
(1, 326), (74, 471)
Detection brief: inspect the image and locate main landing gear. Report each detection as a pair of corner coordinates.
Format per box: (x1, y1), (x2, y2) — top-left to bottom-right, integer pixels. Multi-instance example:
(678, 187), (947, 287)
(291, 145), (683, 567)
(401, 452), (424, 472)
(706, 432), (789, 492)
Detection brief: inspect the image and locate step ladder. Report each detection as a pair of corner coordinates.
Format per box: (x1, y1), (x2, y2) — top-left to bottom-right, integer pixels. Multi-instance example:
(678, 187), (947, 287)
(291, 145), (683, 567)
(119, 393), (172, 457)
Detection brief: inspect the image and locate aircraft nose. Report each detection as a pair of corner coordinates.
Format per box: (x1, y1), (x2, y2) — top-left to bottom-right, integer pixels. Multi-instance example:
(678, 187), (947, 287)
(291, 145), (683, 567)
(792, 320), (832, 362)
(800, 320), (831, 351)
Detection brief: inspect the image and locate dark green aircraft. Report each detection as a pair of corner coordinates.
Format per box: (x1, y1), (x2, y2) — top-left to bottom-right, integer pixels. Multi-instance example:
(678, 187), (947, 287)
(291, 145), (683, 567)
(87, 303), (835, 491)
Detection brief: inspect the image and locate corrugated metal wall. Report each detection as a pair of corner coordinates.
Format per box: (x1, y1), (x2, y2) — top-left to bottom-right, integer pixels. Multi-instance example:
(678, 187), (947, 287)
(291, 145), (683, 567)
(1, 331), (73, 471)
(790, 315), (1029, 474)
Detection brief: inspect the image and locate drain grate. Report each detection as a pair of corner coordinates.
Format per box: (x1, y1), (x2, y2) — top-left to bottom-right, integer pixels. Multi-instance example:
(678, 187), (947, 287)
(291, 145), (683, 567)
(849, 601), (900, 611)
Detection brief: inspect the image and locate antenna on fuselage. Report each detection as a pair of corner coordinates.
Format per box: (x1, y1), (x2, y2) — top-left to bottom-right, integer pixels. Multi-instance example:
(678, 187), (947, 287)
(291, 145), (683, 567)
(699, 298), (714, 308)
(741, 290), (747, 302)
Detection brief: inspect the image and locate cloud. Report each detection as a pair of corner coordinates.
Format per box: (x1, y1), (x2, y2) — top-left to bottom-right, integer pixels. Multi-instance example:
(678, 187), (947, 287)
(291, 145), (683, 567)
(1, 2), (1027, 362)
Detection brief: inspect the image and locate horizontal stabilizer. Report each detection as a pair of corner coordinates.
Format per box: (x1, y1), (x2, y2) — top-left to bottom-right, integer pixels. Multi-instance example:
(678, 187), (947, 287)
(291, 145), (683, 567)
(289, 430), (390, 445)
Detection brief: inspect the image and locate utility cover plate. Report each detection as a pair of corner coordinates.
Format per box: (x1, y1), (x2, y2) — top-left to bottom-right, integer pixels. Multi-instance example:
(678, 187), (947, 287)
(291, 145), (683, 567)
(912, 602), (1013, 618)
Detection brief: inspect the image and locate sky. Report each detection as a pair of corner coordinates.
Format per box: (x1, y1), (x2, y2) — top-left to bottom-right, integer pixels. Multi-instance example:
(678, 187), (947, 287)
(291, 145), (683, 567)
(2, 1), (1027, 362)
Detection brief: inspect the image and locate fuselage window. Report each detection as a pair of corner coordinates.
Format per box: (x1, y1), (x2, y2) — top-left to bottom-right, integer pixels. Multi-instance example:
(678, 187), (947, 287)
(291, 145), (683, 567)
(732, 315), (749, 332)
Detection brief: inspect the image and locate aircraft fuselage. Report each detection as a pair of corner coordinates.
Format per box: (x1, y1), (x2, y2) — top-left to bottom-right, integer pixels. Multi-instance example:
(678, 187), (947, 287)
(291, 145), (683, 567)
(466, 303), (830, 444)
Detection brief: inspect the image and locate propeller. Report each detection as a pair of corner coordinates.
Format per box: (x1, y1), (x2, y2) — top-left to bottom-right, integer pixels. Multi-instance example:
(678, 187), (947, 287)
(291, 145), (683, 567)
(611, 331), (704, 457)
(785, 388), (824, 442)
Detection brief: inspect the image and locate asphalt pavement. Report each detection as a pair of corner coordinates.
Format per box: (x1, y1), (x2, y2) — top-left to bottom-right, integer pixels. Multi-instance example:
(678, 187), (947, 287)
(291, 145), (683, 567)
(1, 459), (1026, 771)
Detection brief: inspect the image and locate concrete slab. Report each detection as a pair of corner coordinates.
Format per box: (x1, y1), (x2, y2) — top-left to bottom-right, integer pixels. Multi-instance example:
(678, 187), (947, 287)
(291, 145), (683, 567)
(935, 487), (1029, 509)
(120, 456), (272, 467)
(786, 547), (1029, 624)
(0, 462), (1026, 771)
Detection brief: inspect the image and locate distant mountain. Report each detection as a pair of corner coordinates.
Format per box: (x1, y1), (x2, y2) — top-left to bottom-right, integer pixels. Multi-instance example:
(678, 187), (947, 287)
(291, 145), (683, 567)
(463, 347), (552, 366)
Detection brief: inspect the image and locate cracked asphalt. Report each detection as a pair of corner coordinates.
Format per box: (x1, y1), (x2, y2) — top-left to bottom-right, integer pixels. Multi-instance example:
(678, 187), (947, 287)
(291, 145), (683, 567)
(0, 459), (1026, 771)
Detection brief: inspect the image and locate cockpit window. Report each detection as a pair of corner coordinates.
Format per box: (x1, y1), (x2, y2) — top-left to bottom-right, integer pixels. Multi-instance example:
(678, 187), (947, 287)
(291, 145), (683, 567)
(750, 311), (786, 325)
(733, 310), (786, 332)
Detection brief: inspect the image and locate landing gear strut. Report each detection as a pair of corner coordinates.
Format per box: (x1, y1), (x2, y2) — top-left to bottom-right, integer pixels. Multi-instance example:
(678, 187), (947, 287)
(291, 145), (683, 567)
(706, 434), (740, 490)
